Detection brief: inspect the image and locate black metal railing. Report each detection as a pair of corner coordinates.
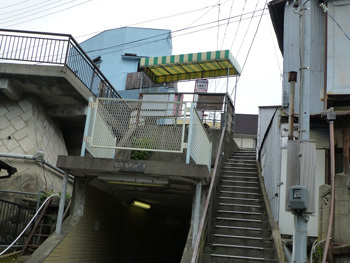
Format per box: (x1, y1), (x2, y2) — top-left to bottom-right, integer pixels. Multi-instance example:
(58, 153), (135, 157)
(0, 199), (35, 246)
(0, 29), (121, 99)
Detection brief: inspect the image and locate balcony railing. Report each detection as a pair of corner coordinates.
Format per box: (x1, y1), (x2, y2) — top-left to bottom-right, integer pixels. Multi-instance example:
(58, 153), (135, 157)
(0, 29), (121, 99)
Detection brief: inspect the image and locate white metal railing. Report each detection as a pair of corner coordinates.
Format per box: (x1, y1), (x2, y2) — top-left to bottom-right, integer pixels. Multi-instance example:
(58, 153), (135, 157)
(186, 104), (212, 170)
(81, 97), (212, 170)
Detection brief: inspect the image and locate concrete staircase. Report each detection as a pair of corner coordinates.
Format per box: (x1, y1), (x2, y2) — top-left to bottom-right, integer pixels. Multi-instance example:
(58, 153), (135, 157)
(203, 149), (278, 263)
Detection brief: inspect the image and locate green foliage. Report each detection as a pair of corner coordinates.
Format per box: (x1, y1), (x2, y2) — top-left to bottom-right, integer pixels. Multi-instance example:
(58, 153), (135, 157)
(40, 190), (71, 201)
(131, 137), (155, 160)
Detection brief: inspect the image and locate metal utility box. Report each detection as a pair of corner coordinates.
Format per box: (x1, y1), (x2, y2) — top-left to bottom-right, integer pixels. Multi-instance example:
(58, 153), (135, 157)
(289, 186), (308, 211)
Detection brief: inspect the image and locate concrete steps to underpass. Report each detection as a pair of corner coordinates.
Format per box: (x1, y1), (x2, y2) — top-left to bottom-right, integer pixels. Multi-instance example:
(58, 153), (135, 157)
(203, 149), (278, 263)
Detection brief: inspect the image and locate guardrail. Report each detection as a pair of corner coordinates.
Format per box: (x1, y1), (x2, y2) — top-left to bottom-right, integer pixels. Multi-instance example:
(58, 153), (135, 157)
(0, 29), (120, 99)
(0, 199), (35, 247)
(82, 97), (212, 170)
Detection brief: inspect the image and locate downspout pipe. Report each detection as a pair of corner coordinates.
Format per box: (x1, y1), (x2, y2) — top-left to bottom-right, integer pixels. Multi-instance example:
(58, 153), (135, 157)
(322, 110), (336, 263)
(288, 71), (297, 140)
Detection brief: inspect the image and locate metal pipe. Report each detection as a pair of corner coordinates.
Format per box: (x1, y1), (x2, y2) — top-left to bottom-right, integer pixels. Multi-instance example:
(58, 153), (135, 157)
(81, 97), (94, 157)
(288, 72), (297, 140)
(0, 189), (37, 196)
(343, 128), (350, 175)
(292, 213), (308, 263)
(323, 11), (328, 112)
(0, 152), (74, 179)
(322, 119), (335, 263)
(299, 0), (311, 141)
(55, 171), (69, 235)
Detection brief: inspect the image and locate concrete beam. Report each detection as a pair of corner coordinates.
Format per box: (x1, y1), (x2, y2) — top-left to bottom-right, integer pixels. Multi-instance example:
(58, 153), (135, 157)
(56, 156), (210, 185)
(0, 78), (21, 101)
(47, 105), (87, 118)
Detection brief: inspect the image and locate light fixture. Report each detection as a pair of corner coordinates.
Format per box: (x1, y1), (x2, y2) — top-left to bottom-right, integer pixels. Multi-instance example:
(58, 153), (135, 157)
(132, 200), (151, 209)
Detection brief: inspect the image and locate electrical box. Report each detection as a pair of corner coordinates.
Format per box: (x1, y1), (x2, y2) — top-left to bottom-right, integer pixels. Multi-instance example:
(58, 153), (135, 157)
(289, 186), (308, 211)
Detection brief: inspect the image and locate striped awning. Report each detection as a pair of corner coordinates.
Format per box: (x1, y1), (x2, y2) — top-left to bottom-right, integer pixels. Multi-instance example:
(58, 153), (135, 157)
(140, 50), (241, 83)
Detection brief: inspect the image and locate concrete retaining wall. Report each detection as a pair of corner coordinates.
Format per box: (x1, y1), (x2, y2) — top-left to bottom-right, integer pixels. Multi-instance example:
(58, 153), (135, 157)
(0, 95), (70, 197)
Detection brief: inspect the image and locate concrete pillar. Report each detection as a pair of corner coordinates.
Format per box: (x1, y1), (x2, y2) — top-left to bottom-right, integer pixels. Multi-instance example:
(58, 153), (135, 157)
(333, 174), (350, 243)
(70, 177), (88, 217)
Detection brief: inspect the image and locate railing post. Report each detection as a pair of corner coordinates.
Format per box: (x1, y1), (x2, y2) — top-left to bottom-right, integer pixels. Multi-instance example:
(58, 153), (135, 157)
(186, 103), (195, 164)
(81, 97), (94, 157)
(64, 36), (71, 66)
(192, 181), (202, 246)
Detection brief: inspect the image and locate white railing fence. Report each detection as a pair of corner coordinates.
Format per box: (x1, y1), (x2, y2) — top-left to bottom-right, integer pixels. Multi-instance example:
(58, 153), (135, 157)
(81, 97), (212, 170)
(186, 104), (212, 170)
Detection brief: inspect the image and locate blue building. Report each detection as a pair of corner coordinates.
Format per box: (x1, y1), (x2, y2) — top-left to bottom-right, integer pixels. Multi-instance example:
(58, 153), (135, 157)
(80, 27), (173, 98)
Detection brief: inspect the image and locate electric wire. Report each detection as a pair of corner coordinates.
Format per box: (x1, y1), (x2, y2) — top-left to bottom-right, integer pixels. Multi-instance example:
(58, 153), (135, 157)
(230, 0), (248, 50)
(85, 12), (268, 59)
(230, 0), (268, 97)
(236, 0), (260, 57)
(0, 194), (59, 256)
(82, 8), (267, 56)
(327, 12), (350, 42)
(220, 0), (235, 49)
(0, 0), (29, 9)
(1, 0), (92, 28)
(0, 0), (65, 18)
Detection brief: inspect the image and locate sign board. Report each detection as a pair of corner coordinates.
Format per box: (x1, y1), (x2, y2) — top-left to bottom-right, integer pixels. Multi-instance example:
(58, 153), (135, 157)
(194, 79), (209, 93)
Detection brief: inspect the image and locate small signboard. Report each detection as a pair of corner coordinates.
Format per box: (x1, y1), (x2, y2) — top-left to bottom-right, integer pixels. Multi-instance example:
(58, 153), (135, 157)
(114, 161), (146, 172)
(194, 79), (209, 93)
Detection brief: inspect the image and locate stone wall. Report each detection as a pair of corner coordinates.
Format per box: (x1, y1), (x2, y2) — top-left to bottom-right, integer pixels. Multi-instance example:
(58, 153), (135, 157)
(0, 95), (71, 197)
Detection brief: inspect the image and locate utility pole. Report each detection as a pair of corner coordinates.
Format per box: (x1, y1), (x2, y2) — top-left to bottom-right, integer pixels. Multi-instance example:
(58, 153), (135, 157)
(299, 0), (311, 141)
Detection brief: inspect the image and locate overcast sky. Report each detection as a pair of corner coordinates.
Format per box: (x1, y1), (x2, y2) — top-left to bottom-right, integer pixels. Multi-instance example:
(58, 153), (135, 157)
(0, 0), (283, 114)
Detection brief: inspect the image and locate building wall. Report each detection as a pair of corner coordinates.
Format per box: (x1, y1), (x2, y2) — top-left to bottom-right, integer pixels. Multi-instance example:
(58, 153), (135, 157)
(234, 136), (256, 148)
(327, 1), (350, 94)
(278, 149), (325, 236)
(258, 107), (326, 236)
(44, 185), (124, 263)
(80, 27), (172, 92)
(282, 1), (325, 114)
(258, 108), (282, 222)
(0, 96), (70, 196)
(44, 183), (189, 263)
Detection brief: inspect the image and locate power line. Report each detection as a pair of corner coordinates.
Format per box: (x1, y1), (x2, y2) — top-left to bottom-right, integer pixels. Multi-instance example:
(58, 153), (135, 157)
(2, 0), (92, 28)
(236, 0), (260, 58)
(83, 8), (267, 56)
(0, 0), (67, 20)
(0, 0), (29, 9)
(220, 0), (235, 49)
(230, 0), (248, 50)
(230, 0), (268, 97)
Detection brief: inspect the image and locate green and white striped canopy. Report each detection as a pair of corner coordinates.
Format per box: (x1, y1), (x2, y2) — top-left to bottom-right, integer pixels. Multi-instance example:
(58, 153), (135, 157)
(140, 50), (241, 83)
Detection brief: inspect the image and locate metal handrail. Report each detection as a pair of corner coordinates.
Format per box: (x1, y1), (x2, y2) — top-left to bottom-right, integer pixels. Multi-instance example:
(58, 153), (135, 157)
(0, 29), (121, 99)
(191, 122), (226, 263)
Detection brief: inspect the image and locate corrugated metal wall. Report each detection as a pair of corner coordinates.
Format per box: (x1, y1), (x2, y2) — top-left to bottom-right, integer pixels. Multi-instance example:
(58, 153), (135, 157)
(282, 1), (325, 115)
(258, 107), (282, 222)
(327, 1), (350, 94)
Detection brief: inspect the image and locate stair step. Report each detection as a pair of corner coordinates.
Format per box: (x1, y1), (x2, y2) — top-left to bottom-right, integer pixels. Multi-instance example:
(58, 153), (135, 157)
(221, 184), (259, 191)
(220, 190), (259, 196)
(212, 234), (274, 248)
(221, 179), (258, 184)
(219, 196), (260, 202)
(214, 225), (271, 238)
(215, 217), (267, 229)
(222, 175), (258, 180)
(210, 253), (265, 262)
(216, 210), (264, 220)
